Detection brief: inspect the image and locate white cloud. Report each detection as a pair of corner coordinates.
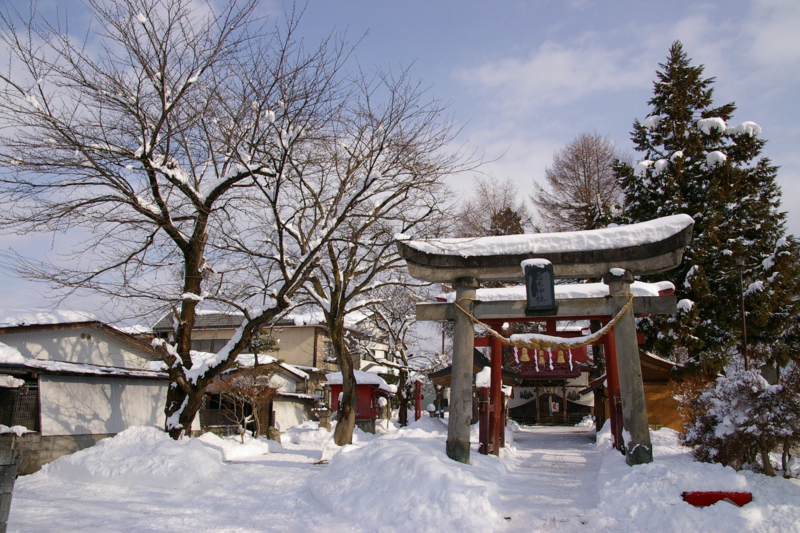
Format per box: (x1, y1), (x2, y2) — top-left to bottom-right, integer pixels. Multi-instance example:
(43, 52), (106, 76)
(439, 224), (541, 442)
(745, 0), (800, 66)
(449, 128), (562, 199)
(456, 40), (652, 113)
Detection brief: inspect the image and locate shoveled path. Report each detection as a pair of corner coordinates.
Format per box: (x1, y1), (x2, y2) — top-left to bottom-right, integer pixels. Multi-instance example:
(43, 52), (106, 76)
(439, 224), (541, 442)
(499, 426), (603, 532)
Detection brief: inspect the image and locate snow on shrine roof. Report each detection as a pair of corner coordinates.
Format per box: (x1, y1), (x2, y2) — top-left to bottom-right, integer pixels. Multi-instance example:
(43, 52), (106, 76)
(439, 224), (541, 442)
(325, 370), (396, 393)
(0, 309), (100, 328)
(398, 215), (693, 257)
(438, 281), (675, 303)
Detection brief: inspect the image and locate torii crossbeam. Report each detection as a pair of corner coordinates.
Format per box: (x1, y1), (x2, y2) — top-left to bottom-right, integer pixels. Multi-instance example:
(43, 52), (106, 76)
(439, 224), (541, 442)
(396, 214), (694, 466)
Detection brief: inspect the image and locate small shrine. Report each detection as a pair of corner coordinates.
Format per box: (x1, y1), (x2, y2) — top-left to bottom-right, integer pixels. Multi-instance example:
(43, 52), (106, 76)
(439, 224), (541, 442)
(326, 370), (396, 433)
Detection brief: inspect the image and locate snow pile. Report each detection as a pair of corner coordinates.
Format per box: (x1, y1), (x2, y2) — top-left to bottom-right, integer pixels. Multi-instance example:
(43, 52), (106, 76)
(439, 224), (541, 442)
(641, 115), (661, 130)
(728, 121), (762, 136)
(475, 366), (491, 388)
(38, 427), (224, 489)
(0, 343), (25, 364)
(284, 421), (335, 447)
(311, 437), (504, 531)
(697, 117), (726, 134)
(197, 432), (282, 461)
(381, 416), (448, 441)
(0, 425), (32, 436)
(588, 426), (800, 532)
(707, 151), (727, 167)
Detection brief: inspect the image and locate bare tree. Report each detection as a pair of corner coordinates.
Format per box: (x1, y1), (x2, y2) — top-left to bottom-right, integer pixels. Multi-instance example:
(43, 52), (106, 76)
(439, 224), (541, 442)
(454, 176), (532, 237)
(531, 132), (625, 231)
(0, 0), (465, 439)
(217, 366), (278, 441)
(302, 69), (468, 445)
(368, 277), (431, 426)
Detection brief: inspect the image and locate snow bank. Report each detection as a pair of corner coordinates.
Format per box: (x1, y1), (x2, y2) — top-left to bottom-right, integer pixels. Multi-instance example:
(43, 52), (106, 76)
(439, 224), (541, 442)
(197, 432), (282, 461)
(588, 426), (800, 532)
(37, 427), (224, 489)
(311, 437), (504, 531)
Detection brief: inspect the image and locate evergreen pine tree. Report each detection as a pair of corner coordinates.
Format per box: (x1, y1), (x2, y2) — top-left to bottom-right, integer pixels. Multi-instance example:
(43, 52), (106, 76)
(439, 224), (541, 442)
(615, 41), (800, 372)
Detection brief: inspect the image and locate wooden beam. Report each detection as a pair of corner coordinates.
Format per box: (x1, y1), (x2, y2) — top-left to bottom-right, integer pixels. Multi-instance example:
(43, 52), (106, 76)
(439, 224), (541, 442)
(416, 295), (677, 321)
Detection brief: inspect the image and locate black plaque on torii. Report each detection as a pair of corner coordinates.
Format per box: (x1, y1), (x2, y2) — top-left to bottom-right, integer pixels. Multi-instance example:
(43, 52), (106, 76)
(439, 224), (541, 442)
(523, 260), (556, 313)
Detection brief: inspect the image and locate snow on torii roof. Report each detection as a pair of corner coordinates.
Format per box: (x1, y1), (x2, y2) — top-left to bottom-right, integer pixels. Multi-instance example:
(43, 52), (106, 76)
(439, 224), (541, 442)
(396, 214), (694, 282)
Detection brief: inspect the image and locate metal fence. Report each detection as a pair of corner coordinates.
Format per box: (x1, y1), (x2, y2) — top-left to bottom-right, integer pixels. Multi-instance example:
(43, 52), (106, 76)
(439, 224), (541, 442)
(0, 384), (40, 431)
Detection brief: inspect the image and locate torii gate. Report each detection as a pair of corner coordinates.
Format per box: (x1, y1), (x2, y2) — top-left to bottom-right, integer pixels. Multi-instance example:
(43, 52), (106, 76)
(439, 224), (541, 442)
(396, 214), (694, 466)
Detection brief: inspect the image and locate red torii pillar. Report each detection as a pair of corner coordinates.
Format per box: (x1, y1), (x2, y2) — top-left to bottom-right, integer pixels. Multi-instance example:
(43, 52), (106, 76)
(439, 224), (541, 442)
(490, 327), (503, 455)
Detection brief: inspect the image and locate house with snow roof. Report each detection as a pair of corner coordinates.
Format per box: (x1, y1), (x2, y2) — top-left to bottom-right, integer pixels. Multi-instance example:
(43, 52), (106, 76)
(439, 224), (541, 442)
(152, 309), (390, 387)
(201, 353), (321, 435)
(152, 309), (390, 433)
(0, 310), (173, 474)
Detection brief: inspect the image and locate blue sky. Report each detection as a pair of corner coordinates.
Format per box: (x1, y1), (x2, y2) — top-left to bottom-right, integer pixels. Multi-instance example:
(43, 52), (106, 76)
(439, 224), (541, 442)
(1, 0), (799, 322)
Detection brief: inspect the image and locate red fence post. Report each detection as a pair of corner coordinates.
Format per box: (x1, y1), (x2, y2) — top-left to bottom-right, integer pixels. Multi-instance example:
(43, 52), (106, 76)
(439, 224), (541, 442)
(478, 386), (490, 455)
(414, 381), (422, 421)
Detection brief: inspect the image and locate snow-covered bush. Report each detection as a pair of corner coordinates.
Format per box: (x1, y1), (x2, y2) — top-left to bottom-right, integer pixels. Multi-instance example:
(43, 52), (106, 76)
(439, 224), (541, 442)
(679, 366), (800, 476)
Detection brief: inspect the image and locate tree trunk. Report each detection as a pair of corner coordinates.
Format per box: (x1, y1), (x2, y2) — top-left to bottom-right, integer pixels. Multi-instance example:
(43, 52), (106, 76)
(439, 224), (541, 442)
(398, 369), (408, 426)
(332, 325), (357, 446)
(165, 381), (206, 440)
(759, 435), (776, 476)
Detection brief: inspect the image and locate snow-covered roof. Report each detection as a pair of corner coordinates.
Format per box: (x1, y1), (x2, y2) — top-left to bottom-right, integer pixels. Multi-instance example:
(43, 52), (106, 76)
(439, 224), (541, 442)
(399, 215), (693, 258)
(438, 281), (675, 303)
(115, 325), (152, 336)
(234, 353), (309, 381)
(325, 370), (396, 393)
(0, 342), (167, 380)
(277, 392), (320, 401)
(152, 309), (369, 331)
(0, 309), (100, 328)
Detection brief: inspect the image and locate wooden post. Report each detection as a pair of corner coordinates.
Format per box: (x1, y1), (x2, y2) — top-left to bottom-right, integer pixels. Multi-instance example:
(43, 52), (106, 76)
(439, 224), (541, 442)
(534, 386), (540, 424)
(490, 329), (503, 455)
(478, 387), (490, 455)
(447, 277), (479, 463)
(604, 270), (653, 465)
(603, 326), (623, 451)
(562, 383), (567, 424)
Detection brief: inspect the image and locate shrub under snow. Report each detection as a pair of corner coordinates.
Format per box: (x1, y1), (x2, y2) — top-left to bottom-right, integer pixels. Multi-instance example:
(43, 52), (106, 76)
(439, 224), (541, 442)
(679, 366), (800, 476)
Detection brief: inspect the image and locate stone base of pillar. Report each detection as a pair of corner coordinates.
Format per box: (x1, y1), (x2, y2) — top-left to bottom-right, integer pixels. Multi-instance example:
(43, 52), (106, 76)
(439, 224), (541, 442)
(627, 441), (653, 465)
(446, 440), (470, 463)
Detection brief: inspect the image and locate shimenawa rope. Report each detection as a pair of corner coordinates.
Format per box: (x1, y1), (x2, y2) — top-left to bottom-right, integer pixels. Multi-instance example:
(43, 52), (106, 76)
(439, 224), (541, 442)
(452, 293), (634, 351)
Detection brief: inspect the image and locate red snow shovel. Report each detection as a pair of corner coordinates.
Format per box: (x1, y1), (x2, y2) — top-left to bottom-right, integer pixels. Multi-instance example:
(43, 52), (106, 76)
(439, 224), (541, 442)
(681, 491), (752, 507)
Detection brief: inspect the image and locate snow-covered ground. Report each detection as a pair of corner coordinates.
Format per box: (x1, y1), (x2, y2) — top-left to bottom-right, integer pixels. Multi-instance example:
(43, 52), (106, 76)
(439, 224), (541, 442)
(8, 419), (800, 532)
